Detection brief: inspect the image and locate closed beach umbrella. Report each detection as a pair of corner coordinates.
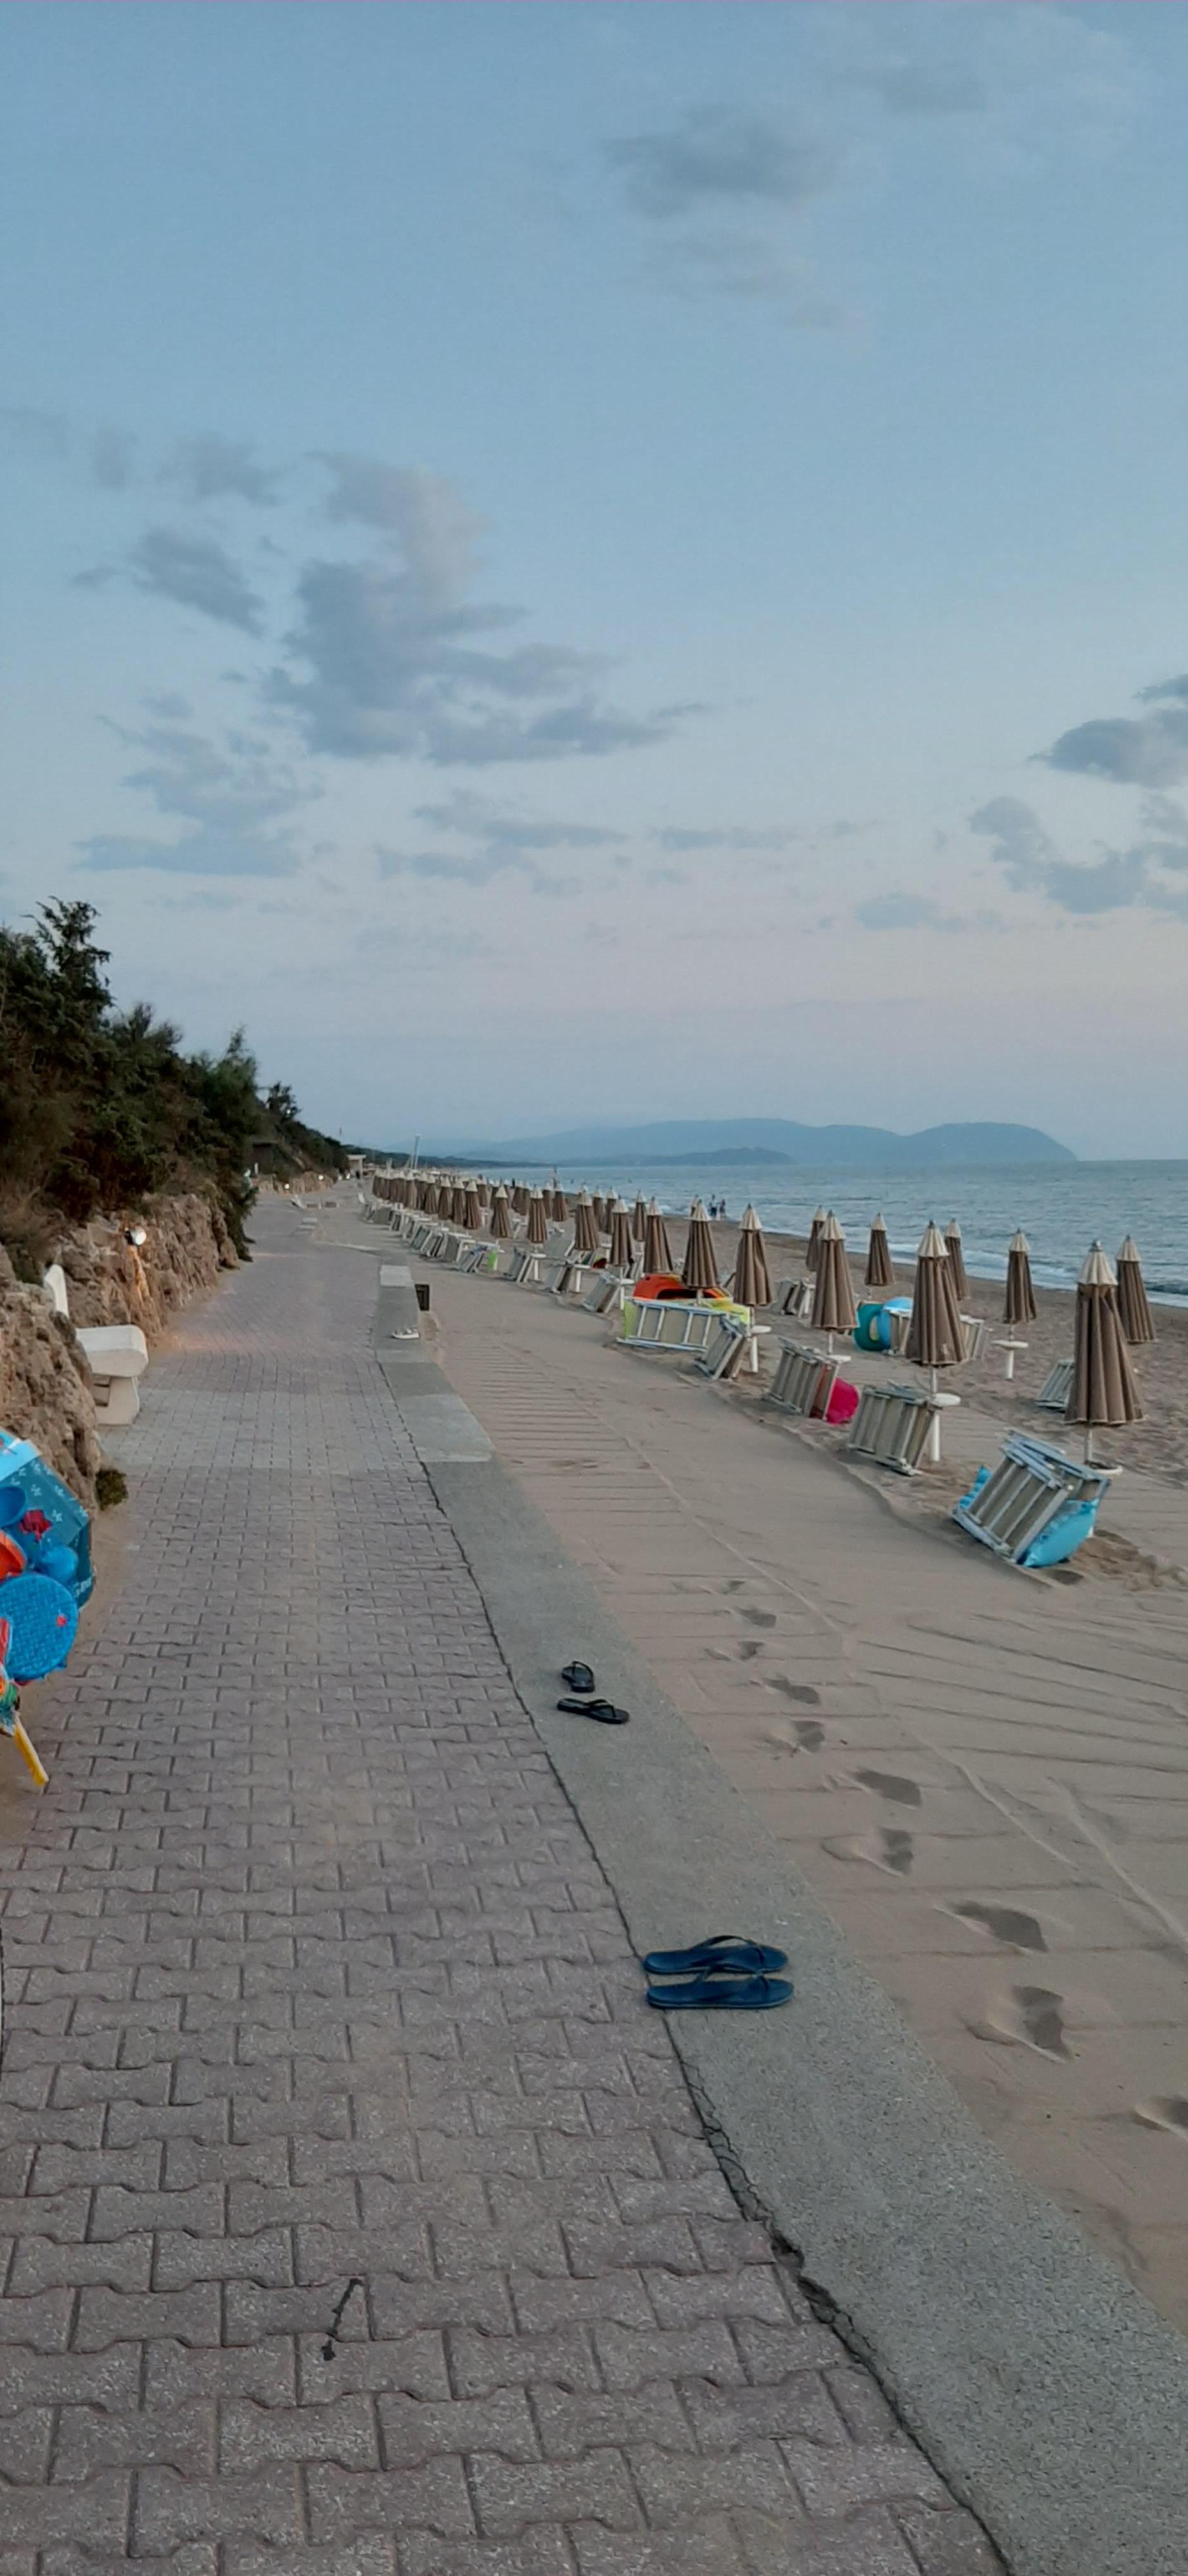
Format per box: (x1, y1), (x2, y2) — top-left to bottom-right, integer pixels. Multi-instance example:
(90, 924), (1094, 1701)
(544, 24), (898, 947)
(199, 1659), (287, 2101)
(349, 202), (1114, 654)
(811, 1213), (857, 1348)
(944, 1220), (969, 1303)
(609, 1200), (634, 1270)
(572, 1190), (600, 1256)
(551, 1186), (568, 1223)
(594, 1194), (611, 1235)
(526, 1190), (549, 1246)
(643, 1199), (674, 1275)
(1003, 1229), (1037, 1328)
(905, 1222), (965, 1371)
(465, 1183), (483, 1231)
(732, 1204), (772, 1310)
(1068, 1242), (1143, 1458)
(453, 1183), (469, 1225)
(864, 1215), (894, 1291)
(489, 1187), (512, 1242)
(805, 1208), (826, 1273)
(512, 1183), (530, 1218)
(423, 1183), (441, 1216)
(681, 1199), (720, 1296)
(630, 1195), (648, 1246)
(1116, 1236), (1155, 1346)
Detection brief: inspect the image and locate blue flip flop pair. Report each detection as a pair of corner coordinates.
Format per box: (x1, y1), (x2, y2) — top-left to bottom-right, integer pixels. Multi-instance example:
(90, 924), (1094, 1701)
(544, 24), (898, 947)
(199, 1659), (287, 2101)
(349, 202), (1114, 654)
(643, 1933), (793, 2011)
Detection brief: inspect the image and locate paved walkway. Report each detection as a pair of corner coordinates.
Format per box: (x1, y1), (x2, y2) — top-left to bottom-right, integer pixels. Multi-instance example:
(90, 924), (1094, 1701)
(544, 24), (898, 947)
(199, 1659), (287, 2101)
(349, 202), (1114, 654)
(0, 1206), (995, 2574)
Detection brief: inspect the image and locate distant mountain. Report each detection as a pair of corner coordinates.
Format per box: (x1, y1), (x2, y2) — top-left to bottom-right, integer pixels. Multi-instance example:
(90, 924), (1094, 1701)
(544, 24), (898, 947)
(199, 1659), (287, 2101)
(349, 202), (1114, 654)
(432, 1118), (1075, 1170)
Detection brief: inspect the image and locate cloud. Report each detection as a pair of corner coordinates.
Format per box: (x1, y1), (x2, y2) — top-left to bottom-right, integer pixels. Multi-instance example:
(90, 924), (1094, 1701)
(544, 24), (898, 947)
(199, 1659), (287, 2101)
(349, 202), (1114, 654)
(653, 824), (804, 853)
(271, 459), (673, 764)
(971, 795), (1188, 919)
(80, 829), (299, 878)
(639, 232), (842, 319)
(78, 715), (316, 878)
(91, 426), (135, 489)
(161, 434), (281, 505)
(605, 108), (835, 219)
(125, 526), (266, 632)
(379, 789), (626, 889)
(853, 891), (996, 932)
(416, 790), (623, 854)
(317, 454), (484, 594)
(838, 59), (987, 116)
(0, 405), (69, 459)
(855, 892), (948, 930)
(1039, 683), (1188, 788)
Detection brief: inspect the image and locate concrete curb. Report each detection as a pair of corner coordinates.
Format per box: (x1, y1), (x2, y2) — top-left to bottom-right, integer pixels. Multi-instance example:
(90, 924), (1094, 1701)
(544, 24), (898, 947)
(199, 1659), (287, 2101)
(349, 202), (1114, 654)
(423, 1452), (1188, 2576)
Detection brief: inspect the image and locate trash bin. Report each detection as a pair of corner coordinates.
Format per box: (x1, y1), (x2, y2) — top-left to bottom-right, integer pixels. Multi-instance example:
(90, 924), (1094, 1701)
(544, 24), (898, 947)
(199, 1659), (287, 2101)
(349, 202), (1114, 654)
(416, 1282), (430, 1312)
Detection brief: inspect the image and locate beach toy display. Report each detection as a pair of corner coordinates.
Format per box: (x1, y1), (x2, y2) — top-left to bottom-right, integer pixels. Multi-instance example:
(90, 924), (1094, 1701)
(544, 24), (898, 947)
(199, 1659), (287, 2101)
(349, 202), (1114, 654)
(0, 1432), (93, 1607)
(0, 1429), (93, 1789)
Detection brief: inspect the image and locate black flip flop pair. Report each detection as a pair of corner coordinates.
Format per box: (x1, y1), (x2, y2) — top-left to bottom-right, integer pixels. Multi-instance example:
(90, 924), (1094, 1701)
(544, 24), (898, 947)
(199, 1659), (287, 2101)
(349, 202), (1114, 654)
(558, 1659), (628, 1726)
(643, 1933), (793, 2011)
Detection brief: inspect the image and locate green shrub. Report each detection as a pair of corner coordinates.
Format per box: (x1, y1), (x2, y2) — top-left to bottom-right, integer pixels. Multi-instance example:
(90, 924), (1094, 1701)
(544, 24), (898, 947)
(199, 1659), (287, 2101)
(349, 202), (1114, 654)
(0, 901), (349, 1262)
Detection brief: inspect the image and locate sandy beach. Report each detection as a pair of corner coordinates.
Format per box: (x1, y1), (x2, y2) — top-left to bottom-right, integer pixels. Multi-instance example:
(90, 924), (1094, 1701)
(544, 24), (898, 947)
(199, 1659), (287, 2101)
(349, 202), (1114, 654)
(380, 1203), (1188, 2344)
(702, 1212), (1188, 1483)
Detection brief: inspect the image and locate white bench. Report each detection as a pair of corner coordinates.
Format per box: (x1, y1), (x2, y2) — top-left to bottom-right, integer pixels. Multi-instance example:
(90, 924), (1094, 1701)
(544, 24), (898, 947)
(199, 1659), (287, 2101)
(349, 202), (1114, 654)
(75, 1324), (149, 1426)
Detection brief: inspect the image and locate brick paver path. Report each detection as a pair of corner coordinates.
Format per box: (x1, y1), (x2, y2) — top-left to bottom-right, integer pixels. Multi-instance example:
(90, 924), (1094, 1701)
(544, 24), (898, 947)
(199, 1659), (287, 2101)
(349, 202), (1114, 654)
(0, 1206), (997, 2573)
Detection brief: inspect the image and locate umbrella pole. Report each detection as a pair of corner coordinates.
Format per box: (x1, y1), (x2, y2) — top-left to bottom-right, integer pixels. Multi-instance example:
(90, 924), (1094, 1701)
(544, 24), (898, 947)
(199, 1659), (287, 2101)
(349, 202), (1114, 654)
(926, 1367), (942, 1465)
(1085, 1428), (1094, 1468)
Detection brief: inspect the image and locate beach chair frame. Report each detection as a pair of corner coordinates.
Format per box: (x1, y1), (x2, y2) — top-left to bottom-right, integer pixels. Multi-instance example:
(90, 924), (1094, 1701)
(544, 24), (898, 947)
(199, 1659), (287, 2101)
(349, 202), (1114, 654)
(766, 1340), (842, 1420)
(961, 1315), (991, 1364)
(774, 1276), (814, 1321)
(846, 1382), (940, 1475)
(1037, 1357), (1075, 1411)
(692, 1316), (750, 1382)
(620, 1301), (720, 1356)
(953, 1433), (1109, 1565)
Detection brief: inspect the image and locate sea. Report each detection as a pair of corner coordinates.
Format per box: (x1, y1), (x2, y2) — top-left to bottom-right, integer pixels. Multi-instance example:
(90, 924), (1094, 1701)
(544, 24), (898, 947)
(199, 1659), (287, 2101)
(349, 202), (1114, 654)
(477, 1159), (1188, 1305)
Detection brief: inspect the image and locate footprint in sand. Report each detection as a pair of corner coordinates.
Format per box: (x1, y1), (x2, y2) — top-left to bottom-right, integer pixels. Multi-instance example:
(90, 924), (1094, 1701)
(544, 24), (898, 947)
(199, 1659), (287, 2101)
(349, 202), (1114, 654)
(947, 1901), (1048, 1954)
(794, 1719), (825, 1752)
(1134, 2097), (1188, 2136)
(765, 1679), (822, 1706)
(972, 1985), (1072, 2060)
(825, 1828), (913, 1876)
(738, 1608), (777, 1629)
(853, 1768), (922, 1809)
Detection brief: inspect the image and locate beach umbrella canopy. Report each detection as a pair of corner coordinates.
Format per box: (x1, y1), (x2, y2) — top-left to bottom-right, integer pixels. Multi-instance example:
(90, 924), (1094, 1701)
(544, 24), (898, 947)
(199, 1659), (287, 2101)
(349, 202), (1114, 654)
(1068, 1243), (1143, 1436)
(643, 1199), (674, 1274)
(905, 1222), (966, 1370)
(551, 1186), (568, 1223)
(609, 1200), (634, 1269)
(572, 1190), (600, 1256)
(864, 1215), (894, 1291)
(681, 1200), (720, 1296)
(489, 1187), (513, 1241)
(732, 1205), (772, 1310)
(944, 1220), (969, 1303)
(453, 1184), (469, 1225)
(810, 1213), (857, 1338)
(463, 1183), (482, 1230)
(1003, 1229), (1037, 1328)
(526, 1190), (549, 1246)
(595, 1194), (612, 1234)
(1116, 1236), (1155, 1347)
(630, 1195), (648, 1246)
(805, 1208), (826, 1273)
(511, 1183), (530, 1218)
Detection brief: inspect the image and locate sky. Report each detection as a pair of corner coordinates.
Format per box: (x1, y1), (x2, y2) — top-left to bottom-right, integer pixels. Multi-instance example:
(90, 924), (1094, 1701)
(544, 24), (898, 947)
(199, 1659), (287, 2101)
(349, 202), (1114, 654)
(3, 0), (1188, 1158)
